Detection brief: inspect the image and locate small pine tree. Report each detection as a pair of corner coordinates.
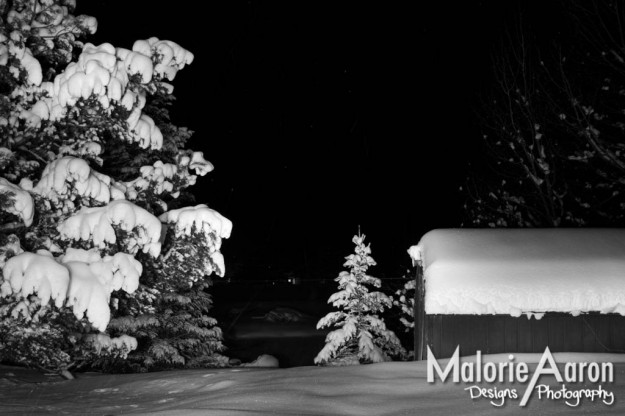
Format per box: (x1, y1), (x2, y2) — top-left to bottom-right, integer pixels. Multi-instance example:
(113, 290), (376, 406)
(314, 233), (405, 366)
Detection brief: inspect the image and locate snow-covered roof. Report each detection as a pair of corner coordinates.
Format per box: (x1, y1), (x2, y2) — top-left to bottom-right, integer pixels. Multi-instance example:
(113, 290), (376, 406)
(408, 228), (625, 317)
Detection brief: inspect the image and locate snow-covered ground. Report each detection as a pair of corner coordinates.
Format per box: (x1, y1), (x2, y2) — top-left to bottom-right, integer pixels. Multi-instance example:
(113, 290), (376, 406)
(2, 353), (625, 415)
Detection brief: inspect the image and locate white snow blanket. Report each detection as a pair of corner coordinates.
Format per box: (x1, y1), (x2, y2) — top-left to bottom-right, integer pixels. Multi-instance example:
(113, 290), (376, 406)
(2, 354), (625, 415)
(408, 228), (625, 317)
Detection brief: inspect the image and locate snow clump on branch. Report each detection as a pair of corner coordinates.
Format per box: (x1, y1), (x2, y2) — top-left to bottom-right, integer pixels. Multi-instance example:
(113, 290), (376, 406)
(58, 199), (162, 257)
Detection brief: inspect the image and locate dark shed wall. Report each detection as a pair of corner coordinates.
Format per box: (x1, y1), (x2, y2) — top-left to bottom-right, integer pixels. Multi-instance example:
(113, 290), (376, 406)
(425, 313), (625, 359)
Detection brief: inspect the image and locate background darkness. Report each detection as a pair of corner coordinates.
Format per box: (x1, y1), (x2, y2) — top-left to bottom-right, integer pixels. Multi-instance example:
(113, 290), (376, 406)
(78, 1), (561, 281)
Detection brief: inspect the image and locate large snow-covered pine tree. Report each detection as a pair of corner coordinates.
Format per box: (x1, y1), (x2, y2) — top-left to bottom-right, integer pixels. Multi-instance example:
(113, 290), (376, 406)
(315, 233), (405, 366)
(0, 0), (231, 375)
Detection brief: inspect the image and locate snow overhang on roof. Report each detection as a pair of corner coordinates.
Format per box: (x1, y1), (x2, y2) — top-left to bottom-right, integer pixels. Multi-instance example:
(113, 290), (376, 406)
(408, 228), (625, 318)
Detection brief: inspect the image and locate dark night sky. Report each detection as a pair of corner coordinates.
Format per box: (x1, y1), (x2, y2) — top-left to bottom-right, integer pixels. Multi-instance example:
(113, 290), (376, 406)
(77, 1), (563, 279)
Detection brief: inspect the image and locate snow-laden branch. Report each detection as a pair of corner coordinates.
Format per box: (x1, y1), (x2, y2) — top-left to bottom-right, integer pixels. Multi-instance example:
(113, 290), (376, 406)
(58, 199), (162, 257)
(62, 248), (142, 331)
(6, 0), (97, 40)
(1, 1), (97, 87)
(83, 333), (137, 357)
(2, 251), (70, 309)
(131, 37), (194, 81)
(61, 248), (142, 293)
(159, 204), (232, 277)
(0, 32), (43, 86)
(1, 248), (143, 332)
(159, 204), (232, 240)
(122, 152), (213, 202)
(8, 36), (194, 150)
(33, 156), (125, 207)
(0, 177), (34, 226)
(181, 151), (214, 176)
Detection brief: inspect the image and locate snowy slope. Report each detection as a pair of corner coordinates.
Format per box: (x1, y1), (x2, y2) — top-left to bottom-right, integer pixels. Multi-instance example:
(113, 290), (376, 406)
(1, 354), (625, 415)
(409, 228), (625, 317)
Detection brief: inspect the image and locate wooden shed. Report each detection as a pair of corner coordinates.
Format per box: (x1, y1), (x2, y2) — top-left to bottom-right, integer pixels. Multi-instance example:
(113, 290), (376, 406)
(409, 228), (625, 360)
